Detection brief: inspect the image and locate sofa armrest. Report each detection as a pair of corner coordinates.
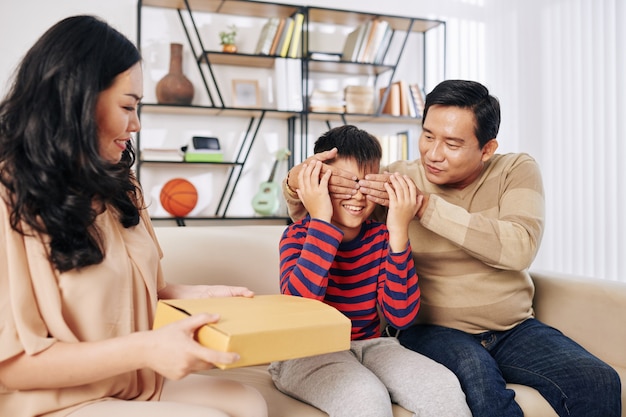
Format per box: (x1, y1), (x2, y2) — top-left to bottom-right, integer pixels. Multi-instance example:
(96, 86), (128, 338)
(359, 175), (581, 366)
(531, 270), (626, 371)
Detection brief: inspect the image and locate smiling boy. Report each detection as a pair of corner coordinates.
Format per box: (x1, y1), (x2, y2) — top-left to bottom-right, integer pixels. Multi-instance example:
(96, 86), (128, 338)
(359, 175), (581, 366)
(268, 125), (471, 417)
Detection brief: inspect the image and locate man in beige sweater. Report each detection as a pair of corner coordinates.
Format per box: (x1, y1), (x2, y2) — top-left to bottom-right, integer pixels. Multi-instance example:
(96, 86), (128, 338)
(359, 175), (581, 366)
(281, 80), (621, 417)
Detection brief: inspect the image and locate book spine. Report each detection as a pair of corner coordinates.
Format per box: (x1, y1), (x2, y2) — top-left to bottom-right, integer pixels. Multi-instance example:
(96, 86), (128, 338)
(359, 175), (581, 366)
(278, 17), (295, 57)
(288, 13), (305, 58)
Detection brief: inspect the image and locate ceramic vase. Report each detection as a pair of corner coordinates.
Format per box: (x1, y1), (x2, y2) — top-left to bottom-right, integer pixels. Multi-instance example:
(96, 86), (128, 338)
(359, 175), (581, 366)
(156, 43), (194, 105)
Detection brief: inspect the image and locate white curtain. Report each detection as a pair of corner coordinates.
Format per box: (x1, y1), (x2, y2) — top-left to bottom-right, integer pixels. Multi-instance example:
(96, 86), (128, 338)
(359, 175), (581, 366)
(441, 0), (625, 281)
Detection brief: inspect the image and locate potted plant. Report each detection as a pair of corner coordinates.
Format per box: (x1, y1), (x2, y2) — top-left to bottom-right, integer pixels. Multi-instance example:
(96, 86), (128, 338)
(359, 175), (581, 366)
(219, 24), (238, 53)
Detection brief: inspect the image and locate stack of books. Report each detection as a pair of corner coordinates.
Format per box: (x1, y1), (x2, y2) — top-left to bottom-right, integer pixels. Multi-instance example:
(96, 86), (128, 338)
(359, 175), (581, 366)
(344, 85), (375, 114)
(341, 19), (392, 64)
(254, 13), (305, 58)
(379, 81), (425, 118)
(377, 131), (417, 166)
(309, 89), (344, 113)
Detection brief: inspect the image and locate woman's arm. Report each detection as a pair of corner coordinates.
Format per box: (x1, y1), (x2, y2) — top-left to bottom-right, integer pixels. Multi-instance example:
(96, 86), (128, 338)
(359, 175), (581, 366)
(158, 283), (254, 300)
(0, 313), (240, 391)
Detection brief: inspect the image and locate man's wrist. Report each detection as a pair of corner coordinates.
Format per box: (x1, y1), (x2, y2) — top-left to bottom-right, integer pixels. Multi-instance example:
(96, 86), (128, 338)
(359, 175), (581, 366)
(285, 171), (298, 198)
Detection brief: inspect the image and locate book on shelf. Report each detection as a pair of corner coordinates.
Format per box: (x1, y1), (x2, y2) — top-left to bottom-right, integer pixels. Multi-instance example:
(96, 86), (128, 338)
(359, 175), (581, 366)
(397, 80), (414, 117)
(379, 83), (401, 116)
(268, 17), (286, 56)
(309, 52), (341, 61)
(286, 58), (303, 111)
(344, 85), (375, 114)
(377, 132), (413, 166)
(288, 12), (305, 58)
(372, 24), (393, 64)
(275, 58), (303, 111)
(402, 130), (418, 160)
(362, 19), (389, 63)
(341, 19), (391, 64)
(355, 20), (374, 62)
(274, 58), (289, 110)
(278, 17), (295, 57)
(396, 131), (409, 160)
(409, 83), (425, 117)
(341, 23), (368, 62)
(254, 17), (281, 55)
(140, 147), (183, 162)
(309, 89), (344, 113)
(379, 81), (421, 118)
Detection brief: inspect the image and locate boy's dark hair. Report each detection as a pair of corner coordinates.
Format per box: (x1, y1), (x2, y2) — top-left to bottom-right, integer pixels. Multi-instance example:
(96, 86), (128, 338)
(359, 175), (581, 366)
(423, 79), (500, 148)
(313, 125), (382, 173)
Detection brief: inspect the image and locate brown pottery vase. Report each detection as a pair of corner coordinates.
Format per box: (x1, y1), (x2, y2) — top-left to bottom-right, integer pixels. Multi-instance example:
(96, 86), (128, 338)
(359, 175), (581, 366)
(156, 43), (194, 105)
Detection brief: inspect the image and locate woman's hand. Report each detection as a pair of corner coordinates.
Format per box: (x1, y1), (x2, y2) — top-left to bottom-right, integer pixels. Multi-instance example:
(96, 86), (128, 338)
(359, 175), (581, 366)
(144, 313), (240, 380)
(159, 284), (254, 300)
(287, 147), (358, 199)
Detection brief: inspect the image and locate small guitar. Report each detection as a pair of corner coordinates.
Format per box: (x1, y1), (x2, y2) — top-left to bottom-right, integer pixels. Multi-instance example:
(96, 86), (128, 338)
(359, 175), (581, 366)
(252, 148), (291, 216)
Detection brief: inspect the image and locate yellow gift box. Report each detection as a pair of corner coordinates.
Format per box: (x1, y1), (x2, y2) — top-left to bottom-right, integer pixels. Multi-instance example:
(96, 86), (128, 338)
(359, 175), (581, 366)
(153, 294), (351, 369)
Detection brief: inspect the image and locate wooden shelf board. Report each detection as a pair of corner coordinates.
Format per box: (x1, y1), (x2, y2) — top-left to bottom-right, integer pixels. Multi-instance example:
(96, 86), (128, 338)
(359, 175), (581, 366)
(307, 60), (393, 75)
(138, 160), (244, 166)
(307, 112), (422, 124)
(142, 0), (299, 19)
(308, 7), (443, 33)
(199, 52), (279, 68)
(140, 104), (299, 119)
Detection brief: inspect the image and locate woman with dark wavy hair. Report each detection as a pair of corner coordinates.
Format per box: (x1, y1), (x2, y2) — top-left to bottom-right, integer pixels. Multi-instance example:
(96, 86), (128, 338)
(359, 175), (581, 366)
(0, 15), (267, 417)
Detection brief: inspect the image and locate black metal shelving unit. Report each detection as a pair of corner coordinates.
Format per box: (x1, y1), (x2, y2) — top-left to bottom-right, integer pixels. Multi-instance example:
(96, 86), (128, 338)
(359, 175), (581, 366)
(136, 0), (446, 222)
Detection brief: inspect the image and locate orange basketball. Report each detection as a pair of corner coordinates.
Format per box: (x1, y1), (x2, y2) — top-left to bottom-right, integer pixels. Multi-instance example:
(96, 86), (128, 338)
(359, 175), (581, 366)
(159, 178), (198, 217)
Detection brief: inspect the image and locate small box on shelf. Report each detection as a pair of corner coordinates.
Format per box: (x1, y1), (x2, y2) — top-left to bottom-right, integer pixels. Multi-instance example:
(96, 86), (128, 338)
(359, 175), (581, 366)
(182, 136), (224, 162)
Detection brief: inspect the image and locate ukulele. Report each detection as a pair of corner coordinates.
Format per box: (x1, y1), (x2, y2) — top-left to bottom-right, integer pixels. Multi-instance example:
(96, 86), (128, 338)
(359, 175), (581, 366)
(251, 148), (291, 216)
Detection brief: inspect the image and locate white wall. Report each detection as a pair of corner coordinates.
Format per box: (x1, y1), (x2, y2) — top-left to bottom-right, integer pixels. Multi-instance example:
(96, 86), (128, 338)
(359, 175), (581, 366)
(2, 0), (624, 281)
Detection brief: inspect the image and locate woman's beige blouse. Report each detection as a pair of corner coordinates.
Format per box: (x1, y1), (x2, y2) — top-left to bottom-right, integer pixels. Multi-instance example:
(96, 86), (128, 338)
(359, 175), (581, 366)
(0, 186), (166, 417)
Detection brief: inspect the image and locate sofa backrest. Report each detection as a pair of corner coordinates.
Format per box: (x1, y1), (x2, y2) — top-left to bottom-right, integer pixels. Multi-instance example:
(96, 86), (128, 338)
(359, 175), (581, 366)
(155, 225), (287, 295)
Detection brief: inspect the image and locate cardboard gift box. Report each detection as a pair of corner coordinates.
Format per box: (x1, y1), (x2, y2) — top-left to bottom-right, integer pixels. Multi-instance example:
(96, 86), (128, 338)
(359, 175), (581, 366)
(153, 294), (351, 369)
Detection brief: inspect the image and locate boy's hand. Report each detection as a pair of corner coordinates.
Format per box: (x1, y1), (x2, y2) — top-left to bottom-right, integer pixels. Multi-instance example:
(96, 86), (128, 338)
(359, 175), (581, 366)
(385, 173), (423, 252)
(297, 160), (333, 222)
(287, 148), (358, 200)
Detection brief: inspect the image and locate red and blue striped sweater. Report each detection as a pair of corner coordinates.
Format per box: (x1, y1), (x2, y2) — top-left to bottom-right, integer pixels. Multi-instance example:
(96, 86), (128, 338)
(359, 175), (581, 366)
(279, 216), (420, 340)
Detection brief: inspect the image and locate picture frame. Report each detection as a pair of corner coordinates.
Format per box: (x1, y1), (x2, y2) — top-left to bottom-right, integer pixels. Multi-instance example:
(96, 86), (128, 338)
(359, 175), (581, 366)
(232, 79), (261, 108)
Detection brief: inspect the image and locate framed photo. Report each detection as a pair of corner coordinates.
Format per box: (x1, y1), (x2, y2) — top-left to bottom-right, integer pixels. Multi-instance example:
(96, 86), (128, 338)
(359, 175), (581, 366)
(232, 79), (261, 108)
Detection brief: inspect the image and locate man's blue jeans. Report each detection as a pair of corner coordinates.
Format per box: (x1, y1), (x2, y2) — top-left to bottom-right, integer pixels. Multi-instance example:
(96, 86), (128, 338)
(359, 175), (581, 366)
(398, 318), (621, 417)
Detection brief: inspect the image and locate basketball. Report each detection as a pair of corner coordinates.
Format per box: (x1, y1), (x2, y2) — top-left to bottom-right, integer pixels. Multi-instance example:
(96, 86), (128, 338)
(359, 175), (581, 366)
(159, 178), (198, 217)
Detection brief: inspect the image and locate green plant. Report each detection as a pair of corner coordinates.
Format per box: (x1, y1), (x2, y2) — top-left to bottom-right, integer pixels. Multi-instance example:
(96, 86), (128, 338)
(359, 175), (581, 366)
(219, 24), (237, 45)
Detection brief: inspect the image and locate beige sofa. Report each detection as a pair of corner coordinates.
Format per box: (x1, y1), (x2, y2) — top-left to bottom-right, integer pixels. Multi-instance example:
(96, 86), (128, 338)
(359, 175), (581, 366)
(155, 225), (625, 417)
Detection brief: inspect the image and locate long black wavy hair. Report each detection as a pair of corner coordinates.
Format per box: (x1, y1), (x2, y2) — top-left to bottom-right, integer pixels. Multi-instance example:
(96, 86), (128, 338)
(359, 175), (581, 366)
(0, 15), (143, 272)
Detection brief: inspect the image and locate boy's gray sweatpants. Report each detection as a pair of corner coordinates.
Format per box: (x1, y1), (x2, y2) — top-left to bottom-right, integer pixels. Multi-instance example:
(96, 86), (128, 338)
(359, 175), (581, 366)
(268, 337), (471, 417)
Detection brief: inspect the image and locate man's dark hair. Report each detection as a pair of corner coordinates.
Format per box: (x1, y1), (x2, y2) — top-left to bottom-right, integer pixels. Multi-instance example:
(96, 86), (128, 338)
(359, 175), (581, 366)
(423, 79), (500, 148)
(314, 125), (382, 173)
